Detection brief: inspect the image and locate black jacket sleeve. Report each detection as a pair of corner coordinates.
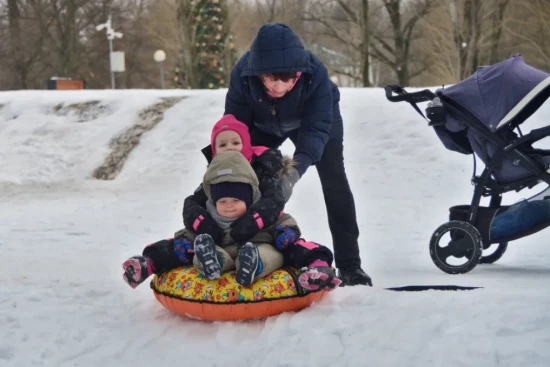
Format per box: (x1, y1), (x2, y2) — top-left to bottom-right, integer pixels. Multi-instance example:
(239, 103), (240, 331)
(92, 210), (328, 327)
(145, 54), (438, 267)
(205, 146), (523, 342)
(182, 184), (225, 243)
(224, 56), (254, 127)
(182, 184), (209, 228)
(249, 148), (286, 227)
(293, 63), (334, 175)
(229, 148), (286, 242)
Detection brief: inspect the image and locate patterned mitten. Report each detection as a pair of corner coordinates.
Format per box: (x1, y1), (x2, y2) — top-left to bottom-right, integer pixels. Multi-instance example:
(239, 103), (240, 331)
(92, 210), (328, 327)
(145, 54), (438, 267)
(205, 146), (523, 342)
(173, 237), (194, 265)
(274, 225), (299, 250)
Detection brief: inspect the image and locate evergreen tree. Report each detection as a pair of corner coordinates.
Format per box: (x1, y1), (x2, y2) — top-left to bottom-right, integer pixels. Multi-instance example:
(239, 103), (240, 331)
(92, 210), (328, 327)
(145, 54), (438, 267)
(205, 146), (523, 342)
(175, 0), (236, 89)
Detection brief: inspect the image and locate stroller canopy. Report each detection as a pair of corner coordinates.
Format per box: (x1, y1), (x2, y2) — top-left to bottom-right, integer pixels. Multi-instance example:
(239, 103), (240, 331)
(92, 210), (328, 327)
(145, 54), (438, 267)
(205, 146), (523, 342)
(439, 55), (550, 132)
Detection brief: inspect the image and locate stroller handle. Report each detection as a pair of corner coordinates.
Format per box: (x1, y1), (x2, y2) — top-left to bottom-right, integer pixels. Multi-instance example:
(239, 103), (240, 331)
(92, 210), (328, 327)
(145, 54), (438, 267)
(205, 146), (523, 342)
(385, 85), (436, 103)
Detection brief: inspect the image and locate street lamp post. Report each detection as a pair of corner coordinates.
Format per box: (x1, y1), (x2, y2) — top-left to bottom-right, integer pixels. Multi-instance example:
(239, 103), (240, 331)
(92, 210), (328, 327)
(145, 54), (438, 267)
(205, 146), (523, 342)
(153, 50), (166, 89)
(96, 15), (123, 89)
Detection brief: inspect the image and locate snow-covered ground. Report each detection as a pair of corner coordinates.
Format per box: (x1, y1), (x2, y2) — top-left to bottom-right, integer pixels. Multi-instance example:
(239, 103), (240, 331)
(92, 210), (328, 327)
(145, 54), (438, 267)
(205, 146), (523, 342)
(1, 88), (549, 367)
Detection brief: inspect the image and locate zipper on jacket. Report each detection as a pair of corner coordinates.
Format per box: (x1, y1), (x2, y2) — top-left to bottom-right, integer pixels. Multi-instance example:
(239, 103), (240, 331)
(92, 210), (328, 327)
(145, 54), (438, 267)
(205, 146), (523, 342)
(269, 99), (282, 136)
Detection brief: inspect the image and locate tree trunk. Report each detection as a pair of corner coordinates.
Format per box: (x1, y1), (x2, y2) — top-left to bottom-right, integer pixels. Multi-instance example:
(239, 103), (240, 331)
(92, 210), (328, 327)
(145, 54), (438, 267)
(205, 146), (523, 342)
(53, 0), (79, 77)
(8, 0), (21, 55)
(8, 0), (25, 89)
(223, 0), (237, 84)
(256, 0), (277, 23)
(361, 0), (371, 87)
(449, 0), (481, 79)
(65, 0), (78, 76)
(489, 0), (510, 64)
(384, 0), (410, 85)
(449, 0), (462, 80)
(463, 0), (481, 78)
(177, 0), (199, 88)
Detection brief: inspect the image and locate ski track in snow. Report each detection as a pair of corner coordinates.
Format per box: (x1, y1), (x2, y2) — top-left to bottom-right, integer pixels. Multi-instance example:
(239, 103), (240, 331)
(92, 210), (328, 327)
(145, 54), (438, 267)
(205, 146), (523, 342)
(1, 89), (550, 367)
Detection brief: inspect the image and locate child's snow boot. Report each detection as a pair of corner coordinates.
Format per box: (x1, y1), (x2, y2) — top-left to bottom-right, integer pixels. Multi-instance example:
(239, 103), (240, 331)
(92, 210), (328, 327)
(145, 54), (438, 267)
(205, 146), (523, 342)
(299, 260), (342, 291)
(194, 234), (222, 280)
(236, 242), (262, 286)
(122, 256), (155, 289)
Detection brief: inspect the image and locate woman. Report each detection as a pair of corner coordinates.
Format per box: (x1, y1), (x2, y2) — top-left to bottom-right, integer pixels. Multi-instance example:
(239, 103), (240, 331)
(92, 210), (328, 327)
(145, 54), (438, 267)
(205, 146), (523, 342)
(220, 23), (372, 286)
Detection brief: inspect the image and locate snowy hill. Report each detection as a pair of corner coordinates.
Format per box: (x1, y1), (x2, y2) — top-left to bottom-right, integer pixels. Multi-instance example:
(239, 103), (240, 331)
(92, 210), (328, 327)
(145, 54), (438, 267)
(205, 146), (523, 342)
(1, 88), (549, 367)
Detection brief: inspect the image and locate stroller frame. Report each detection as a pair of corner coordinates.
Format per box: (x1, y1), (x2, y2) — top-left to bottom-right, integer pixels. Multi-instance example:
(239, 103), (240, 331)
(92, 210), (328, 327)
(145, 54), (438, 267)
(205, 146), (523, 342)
(385, 84), (550, 273)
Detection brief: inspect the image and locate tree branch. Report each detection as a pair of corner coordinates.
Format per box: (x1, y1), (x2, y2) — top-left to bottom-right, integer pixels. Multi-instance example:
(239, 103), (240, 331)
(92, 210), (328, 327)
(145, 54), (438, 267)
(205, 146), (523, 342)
(302, 15), (358, 50)
(372, 33), (395, 55)
(330, 66), (361, 82)
(336, 0), (358, 23)
(369, 43), (396, 68)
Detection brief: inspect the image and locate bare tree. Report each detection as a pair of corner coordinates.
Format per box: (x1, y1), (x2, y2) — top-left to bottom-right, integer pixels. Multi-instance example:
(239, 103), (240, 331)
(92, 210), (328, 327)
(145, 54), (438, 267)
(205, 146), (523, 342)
(418, 0), (512, 84)
(227, 0), (306, 55)
(302, 0), (373, 87)
(488, 0), (510, 64)
(117, 0), (150, 88)
(221, 0), (237, 83)
(104, 0), (184, 89)
(175, 0), (200, 88)
(7, 0), (24, 88)
(1, 0), (545, 90)
(1, 0), (58, 89)
(52, 0), (79, 76)
(449, 0), (482, 79)
(413, 3), (459, 84)
(29, 0), (112, 81)
(372, 0), (435, 85)
(303, 0), (434, 86)
(503, 0), (550, 69)
(256, 0), (278, 22)
(360, 0), (370, 86)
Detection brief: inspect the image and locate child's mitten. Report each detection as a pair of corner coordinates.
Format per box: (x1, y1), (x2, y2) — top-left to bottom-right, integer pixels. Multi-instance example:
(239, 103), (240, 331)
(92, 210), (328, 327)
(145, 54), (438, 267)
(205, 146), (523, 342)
(193, 216), (224, 244)
(173, 237), (194, 264)
(274, 225), (299, 250)
(230, 213), (262, 243)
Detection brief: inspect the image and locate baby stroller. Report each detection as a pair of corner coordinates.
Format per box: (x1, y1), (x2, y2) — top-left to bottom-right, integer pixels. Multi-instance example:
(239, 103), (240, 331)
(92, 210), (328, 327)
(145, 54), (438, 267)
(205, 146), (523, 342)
(385, 55), (550, 274)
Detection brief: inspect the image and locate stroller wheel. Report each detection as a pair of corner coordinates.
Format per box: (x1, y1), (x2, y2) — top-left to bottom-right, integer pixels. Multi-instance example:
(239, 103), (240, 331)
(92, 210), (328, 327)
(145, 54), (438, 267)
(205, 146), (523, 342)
(429, 221), (483, 274)
(478, 242), (508, 264)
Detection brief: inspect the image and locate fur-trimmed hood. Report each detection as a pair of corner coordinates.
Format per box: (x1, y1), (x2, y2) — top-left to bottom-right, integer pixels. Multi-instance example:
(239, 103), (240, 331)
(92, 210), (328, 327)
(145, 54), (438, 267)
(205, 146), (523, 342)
(202, 151), (262, 205)
(280, 155), (297, 177)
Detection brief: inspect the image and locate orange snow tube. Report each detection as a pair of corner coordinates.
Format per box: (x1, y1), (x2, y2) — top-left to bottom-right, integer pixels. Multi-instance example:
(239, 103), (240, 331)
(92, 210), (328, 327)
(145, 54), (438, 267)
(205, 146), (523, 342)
(150, 265), (329, 321)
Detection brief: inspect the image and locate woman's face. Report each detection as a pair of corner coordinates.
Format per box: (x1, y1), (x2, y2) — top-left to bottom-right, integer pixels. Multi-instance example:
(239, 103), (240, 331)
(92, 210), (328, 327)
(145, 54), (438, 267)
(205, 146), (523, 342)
(259, 74), (296, 98)
(215, 130), (243, 154)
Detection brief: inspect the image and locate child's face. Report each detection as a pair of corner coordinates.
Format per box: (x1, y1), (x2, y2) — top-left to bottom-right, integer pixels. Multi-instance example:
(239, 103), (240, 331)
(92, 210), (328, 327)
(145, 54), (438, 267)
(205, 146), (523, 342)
(215, 130), (243, 154)
(216, 197), (247, 218)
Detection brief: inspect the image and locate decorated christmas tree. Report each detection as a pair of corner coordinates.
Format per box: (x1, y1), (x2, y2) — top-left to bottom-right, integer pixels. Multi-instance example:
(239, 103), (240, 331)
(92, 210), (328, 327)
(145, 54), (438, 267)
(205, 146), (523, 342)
(174, 0), (236, 89)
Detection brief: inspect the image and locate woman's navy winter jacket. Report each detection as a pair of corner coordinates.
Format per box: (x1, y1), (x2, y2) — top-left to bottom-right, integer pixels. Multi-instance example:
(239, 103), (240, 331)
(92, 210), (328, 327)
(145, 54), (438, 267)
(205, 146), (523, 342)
(224, 23), (343, 176)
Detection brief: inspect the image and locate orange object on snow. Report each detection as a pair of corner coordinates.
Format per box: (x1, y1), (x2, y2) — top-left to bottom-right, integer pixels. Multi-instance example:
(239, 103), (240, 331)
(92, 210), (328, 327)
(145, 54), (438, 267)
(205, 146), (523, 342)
(150, 265), (329, 321)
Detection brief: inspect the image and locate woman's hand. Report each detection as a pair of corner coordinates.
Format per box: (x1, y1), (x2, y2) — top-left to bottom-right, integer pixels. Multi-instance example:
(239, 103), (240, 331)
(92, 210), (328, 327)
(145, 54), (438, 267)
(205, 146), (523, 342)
(280, 167), (301, 202)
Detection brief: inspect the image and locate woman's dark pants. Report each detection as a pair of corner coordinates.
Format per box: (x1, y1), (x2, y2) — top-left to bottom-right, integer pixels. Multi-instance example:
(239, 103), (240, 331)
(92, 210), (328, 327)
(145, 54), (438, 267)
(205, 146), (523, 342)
(250, 128), (361, 269)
